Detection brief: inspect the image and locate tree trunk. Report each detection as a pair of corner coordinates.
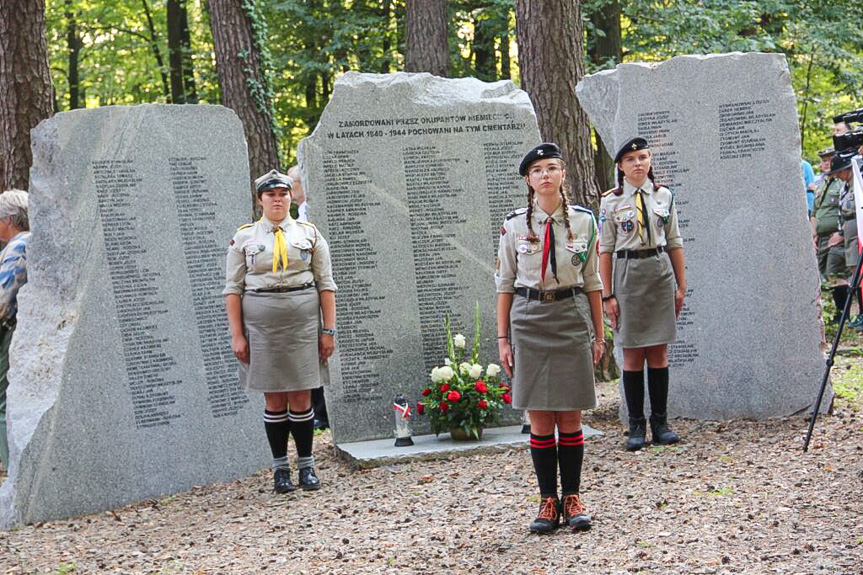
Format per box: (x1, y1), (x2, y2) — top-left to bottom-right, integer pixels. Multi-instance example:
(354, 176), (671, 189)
(209, 0), (280, 214)
(515, 0), (599, 210)
(473, 10), (495, 81)
(405, 0), (449, 77)
(167, 0), (185, 104)
(65, 0), (81, 110)
(500, 32), (511, 80)
(588, 0), (622, 192)
(141, 0), (171, 100)
(179, 2), (197, 103)
(0, 0), (54, 190)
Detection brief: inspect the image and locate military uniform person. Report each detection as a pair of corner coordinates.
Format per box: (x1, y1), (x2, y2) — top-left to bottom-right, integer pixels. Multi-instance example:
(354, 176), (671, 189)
(496, 143), (605, 534)
(224, 169), (337, 493)
(812, 148), (845, 281)
(599, 137), (687, 452)
(833, 151), (861, 324)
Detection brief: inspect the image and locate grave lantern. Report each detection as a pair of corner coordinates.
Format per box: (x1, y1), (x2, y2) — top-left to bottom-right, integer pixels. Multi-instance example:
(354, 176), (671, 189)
(393, 394), (414, 447)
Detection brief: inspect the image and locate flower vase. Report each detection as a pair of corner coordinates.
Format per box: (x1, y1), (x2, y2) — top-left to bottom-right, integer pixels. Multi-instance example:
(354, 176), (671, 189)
(450, 427), (483, 441)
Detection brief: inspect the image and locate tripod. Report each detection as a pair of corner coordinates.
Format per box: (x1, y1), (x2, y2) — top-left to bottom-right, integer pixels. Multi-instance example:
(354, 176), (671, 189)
(803, 252), (863, 452)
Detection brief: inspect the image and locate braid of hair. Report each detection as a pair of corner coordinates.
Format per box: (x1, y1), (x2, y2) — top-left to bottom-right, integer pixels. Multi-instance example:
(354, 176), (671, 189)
(647, 166), (661, 189)
(559, 186), (574, 241)
(525, 185), (537, 240)
(617, 167), (625, 190)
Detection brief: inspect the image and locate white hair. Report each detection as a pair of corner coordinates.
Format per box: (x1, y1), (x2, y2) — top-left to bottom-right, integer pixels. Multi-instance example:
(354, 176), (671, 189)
(0, 190), (29, 230)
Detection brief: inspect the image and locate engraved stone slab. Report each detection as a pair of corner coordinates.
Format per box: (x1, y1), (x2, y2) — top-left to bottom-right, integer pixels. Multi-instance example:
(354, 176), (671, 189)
(576, 53), (826, 420)
(0, 104), (267, 528)
(298, 72), (541, 443)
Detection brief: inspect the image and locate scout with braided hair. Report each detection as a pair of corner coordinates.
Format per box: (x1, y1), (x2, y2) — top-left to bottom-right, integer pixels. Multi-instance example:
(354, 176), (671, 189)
(599, 137), (687, 452)
(495, 142), (604, 534)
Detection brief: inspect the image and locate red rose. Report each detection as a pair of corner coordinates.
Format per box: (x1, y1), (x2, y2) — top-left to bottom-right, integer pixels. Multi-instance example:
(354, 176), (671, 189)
(502, 393), (512, 404)
(439, 401), (449, 413)
(477, 399), (488, 410)
(474, 381), (488, 394)
(440, 384), (450, 393)
(417, 403), (425, 415)
(421, 387), (432, 397)
(447, 390), (461, 402)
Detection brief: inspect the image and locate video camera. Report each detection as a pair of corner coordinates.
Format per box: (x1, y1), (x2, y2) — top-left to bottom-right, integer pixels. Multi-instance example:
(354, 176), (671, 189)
(833, 107), (863, 152)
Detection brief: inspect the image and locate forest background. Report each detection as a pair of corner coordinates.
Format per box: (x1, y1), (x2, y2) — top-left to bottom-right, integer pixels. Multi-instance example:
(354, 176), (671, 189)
(9, 0), (863, 199)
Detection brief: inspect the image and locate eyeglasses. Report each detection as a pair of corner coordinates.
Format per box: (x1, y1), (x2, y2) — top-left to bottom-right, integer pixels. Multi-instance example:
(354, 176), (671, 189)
(528, 166), (562, 177)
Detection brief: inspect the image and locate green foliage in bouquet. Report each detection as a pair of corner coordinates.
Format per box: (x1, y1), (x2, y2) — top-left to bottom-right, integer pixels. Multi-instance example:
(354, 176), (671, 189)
(417, 303), (512, 439)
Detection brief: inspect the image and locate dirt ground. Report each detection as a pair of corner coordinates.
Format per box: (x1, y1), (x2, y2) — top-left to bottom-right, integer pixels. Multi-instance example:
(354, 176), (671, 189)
(1, 360), (862, 575)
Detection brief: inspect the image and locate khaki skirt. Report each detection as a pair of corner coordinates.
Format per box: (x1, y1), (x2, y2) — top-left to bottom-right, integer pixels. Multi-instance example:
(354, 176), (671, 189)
(614, 251), (676, 348)
(510, 289), (597, 411)
(239, 289), (321, 392)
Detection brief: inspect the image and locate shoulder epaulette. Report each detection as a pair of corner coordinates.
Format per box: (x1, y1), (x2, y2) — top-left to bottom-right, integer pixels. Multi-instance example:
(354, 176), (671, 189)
(602, 188), (622, 197)
(236, 223), (253, 231)
(505, 207), (527, 220)
(571, 204), (594, 216)
(297, 221), (317, 229)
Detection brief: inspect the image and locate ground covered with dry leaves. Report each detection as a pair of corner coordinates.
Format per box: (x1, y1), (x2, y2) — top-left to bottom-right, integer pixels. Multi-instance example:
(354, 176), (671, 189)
(2, 360), (862, 575)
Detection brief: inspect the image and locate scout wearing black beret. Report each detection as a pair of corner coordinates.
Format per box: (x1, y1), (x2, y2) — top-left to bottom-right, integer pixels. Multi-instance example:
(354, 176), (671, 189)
(828, 150), (856, 175)
(519, 142), (564, 176)
(613, 137), (649, 164)
(817, 146), (835, 158)
(255, 169), (293, 195)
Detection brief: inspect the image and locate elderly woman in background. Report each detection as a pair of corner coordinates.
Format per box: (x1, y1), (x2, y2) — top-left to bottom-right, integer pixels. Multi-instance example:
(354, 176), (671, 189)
(224, 170), (337, 494)
(0, 190), (31, 474)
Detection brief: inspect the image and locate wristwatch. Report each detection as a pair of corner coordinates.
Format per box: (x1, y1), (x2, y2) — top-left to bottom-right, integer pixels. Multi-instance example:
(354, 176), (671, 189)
(322, 327), (337, 336)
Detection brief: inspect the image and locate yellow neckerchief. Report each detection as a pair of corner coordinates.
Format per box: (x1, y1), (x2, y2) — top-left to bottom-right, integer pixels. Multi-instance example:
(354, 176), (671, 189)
(266, 218), (289, 274)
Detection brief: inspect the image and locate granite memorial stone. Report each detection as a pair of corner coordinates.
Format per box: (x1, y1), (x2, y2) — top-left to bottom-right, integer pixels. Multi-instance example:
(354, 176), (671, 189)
(0, 104), (268, 528)
(298, 72), (541, 443)
(576, 52), (826, 420)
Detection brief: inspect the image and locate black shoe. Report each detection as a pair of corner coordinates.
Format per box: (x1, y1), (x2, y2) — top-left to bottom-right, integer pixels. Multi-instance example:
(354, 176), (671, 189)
(313, 418), (330, 431)
(273, 468), (295, 493)
(529, 497), (560, 534)
(299, 466), (321, 490)
(626, 417), (647, 451)
(650, 414), (680, 445)
(561, 493), (592, 531)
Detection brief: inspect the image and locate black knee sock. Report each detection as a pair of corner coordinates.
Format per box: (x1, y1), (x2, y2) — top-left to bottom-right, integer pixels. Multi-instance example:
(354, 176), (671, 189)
(289, 408), (315, 458)
(530, 433), (558, 498)
(622, 370), (645, 420)
(558, 430), (584, 496)
(647, 367), (670, 417)
(263, 409), (290, 466)
(833, 285), (849, 317)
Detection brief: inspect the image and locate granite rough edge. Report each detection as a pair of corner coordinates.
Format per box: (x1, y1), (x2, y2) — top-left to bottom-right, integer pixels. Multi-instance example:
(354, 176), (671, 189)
(335, 425), (604, 470)
(297, 71), (538, 444)
(577, 52), (828, 421)
(0, 114), (77, 529)
(0, 105), (266, 529)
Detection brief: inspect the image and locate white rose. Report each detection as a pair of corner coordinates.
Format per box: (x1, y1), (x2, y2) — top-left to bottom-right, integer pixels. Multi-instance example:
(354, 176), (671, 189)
(468, 364), (483, 379)
(430, 367), (442, 382)
(454, 334), (466, 349)
(439, 366), (454, 380)
(459, 362), (471, 375)
(486, 363), (501, 377)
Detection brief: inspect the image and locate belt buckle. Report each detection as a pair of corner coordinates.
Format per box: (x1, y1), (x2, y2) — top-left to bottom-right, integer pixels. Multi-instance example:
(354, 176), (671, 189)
(542, 292), (555, 303)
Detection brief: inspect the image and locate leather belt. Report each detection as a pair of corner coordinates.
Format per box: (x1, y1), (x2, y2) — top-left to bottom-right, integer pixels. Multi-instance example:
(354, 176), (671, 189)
(251, 283), (314, 293)
(515, 286), (581, 303)
(615, 246), (666, 259)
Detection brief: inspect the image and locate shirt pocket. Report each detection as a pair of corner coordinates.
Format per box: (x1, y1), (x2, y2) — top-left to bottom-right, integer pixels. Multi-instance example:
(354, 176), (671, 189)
(290, 239), (314, 264)
(614, 209), (635, 235)
(242, 241), (266, 269)
(652, 205), (670, 228)
(516, 240), (541, 255)
(565, 239), (589, 264)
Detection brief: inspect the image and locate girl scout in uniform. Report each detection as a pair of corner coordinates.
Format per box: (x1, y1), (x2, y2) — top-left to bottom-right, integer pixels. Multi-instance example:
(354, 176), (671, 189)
(224, 169), (337, 493)
(599, 137), (686, 452)
(496, 143), (604, 534)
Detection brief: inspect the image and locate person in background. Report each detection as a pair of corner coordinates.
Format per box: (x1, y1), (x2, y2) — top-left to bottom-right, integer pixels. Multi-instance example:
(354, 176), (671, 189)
(802, 159), (816, 216)
(0, 190), (30, 475)
(834, 151), (862, 325)
(599, 137), (687, 452)
(287, 165), (329, 431)
(224, 170), (337, 493)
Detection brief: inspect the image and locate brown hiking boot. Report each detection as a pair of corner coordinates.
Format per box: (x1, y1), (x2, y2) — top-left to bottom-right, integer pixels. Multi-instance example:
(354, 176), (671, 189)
(529, 496), (560, 534)
(562, 493), (592, 531)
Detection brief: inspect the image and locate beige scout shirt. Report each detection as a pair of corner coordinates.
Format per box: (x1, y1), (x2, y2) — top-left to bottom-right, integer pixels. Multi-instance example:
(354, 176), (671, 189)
(598, 179), (683, 254)
(496, 203), (602, 293)
(223, 215), (337, 295)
